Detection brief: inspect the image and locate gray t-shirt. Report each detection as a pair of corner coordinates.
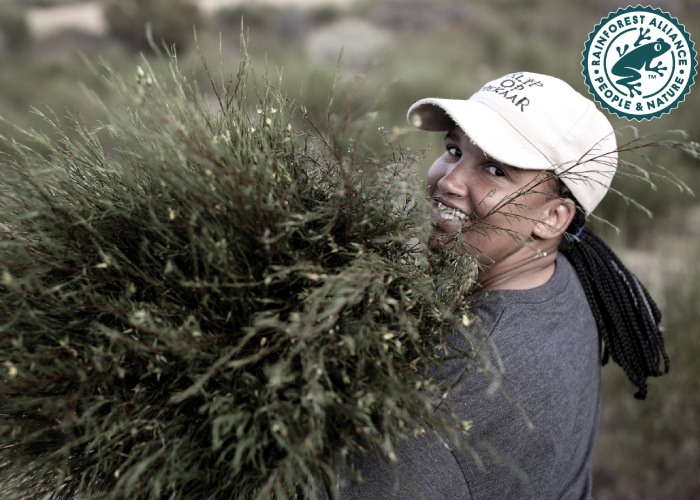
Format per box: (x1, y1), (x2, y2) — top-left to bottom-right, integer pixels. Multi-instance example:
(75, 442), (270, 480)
(330, 254), (601, 499)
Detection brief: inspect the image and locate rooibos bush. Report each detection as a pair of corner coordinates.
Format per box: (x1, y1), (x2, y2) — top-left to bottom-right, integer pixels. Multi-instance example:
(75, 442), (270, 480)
(0, 48), (484, 498)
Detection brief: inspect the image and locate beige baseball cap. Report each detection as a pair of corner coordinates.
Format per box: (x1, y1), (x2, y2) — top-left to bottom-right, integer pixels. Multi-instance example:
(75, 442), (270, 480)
(407, 71), (618, 214)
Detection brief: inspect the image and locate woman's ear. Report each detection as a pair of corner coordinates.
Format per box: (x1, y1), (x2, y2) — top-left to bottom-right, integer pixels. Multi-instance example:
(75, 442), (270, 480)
(532, 197), (576, 240)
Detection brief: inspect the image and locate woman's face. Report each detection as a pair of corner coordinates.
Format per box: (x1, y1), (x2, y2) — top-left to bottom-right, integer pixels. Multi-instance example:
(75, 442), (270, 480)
(427, 125), (560, 266)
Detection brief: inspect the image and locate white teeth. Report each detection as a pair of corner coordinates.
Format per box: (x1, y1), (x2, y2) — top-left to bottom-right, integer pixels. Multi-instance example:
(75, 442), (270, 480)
(435, 202), (470, 221)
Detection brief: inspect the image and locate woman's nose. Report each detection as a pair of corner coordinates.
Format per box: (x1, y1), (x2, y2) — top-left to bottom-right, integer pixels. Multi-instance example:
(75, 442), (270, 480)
(436, 164), (469, 199)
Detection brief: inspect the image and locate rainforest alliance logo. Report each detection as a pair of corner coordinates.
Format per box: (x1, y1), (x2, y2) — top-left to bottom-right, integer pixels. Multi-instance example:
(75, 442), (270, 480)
(582, 5), (696, 120)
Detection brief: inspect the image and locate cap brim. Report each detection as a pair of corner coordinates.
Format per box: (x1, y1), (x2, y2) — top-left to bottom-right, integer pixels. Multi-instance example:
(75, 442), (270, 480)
(407, 98), (552, 171)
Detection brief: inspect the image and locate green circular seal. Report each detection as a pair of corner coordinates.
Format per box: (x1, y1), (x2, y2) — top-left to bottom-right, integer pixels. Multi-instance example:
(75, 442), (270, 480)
(582, 5), (697, 120)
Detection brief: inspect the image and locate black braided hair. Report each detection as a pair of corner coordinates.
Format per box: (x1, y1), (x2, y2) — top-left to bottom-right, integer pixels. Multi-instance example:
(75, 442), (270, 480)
(558, 188), (669, 400)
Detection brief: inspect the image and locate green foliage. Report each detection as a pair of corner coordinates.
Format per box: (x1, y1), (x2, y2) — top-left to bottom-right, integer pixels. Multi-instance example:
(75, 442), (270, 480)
(0, 45), (132, 156)
(0, 3), (31, 52)
(309, 5), (345, 27)
(104, 0), (202, 53)
(0, 47), (483, 498)
(217, 4), (281, 32)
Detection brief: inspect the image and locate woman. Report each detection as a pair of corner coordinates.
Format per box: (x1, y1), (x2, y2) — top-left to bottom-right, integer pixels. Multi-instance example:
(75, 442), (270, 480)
(331, 72), (669, 499)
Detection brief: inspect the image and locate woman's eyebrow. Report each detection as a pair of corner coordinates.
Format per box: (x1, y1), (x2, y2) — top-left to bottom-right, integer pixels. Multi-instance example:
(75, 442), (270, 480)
(444, 130), (460, 142)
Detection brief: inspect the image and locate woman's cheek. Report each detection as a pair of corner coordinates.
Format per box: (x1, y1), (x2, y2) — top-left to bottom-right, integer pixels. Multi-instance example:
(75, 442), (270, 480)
(426, 164), (443, 188)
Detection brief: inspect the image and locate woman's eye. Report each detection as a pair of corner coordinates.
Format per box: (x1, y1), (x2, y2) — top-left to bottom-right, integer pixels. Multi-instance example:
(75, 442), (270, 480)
(446, 146), (461, 158)
(486, 165), (506, 177)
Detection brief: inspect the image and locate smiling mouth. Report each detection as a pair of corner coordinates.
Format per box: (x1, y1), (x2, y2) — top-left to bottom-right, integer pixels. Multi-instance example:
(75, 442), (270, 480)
(433, 201), (472, 222)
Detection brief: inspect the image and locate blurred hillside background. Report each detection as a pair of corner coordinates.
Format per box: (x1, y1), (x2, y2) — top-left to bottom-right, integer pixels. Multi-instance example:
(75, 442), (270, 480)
(0, 0), (698, 498)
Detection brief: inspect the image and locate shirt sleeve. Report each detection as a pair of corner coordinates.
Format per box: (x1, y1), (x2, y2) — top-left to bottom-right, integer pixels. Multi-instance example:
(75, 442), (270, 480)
(331, 431), (473, 500)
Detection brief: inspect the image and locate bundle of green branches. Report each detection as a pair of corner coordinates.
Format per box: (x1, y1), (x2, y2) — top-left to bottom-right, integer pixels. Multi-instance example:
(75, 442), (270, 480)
(0, 49), (482, 498)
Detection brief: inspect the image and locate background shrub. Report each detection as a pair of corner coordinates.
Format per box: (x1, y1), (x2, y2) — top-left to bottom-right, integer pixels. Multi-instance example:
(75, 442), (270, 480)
(0, 4), (30, 52)
(594, 242), (700, 499)
(104, 0), (202, 53)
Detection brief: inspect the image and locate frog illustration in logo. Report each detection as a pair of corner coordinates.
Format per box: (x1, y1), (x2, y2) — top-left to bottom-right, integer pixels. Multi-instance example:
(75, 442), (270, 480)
(612, 28), (671, 97)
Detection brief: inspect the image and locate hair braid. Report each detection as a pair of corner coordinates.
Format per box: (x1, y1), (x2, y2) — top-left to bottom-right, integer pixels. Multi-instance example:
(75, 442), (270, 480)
(561, 216), (669, 400)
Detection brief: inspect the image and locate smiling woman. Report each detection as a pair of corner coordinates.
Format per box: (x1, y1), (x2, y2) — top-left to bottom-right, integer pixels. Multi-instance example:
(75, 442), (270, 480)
(325, 71), (672, 500)
(427, 126), (573, 290)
